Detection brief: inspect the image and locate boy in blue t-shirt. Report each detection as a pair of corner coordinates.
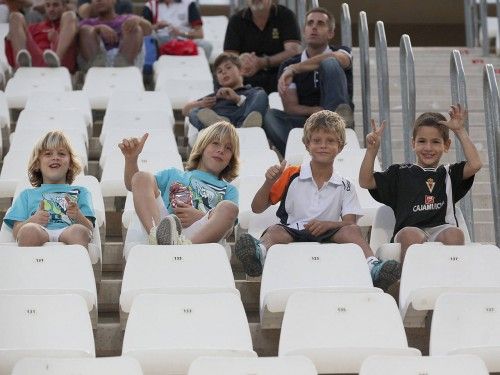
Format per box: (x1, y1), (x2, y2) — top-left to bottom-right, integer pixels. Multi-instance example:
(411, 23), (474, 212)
(4, 131), (95, 247)
(119, 121), (240, 245)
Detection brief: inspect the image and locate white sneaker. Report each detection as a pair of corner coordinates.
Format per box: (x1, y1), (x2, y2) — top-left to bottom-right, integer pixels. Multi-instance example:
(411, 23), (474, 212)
(43, 50), (60, 68)
(16, 49), (32, 67)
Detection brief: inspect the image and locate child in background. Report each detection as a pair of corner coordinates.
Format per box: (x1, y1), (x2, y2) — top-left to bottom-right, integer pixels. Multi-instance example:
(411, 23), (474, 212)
(119, 121), (240, 245)
(182, 52), (268, 130)
(4, 130), (95, 247)
(359, 104), (482, 262)
(235, 110), (401, 291)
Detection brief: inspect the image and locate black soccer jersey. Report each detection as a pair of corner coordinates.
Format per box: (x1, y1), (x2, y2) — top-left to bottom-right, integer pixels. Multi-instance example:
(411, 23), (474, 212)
(369, 162), (474, 239)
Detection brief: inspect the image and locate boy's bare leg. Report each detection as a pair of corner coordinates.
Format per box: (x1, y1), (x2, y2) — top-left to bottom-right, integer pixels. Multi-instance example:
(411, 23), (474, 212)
(59, 224), (92, 248)
(260, 224), (293, 249)
(131, 171), (162, 234)
(78, 25), (102, 62)
(16, 223), (49, 246)
(395, 226), (426, 263)
(118, 22), (143, 64)
(55, 11), (78, 60)
(190, 201), (238, 244)
(8, 12), (28, 55)
(331, 224), (374, 258)
(435, 227), (465, 245)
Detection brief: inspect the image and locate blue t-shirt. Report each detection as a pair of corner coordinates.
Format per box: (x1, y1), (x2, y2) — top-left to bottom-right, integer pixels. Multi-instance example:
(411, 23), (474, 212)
(155, 168), (238, 214)
(4, 184), (96, 230)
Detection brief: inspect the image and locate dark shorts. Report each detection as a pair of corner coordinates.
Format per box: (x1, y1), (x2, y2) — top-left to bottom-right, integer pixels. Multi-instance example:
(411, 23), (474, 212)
(272, 224), (341, 243)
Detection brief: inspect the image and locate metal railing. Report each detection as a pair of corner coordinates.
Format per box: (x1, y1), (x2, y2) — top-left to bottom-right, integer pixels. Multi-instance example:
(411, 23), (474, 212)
(450, 50), (475, 240)
(375, 21), (393, 169)
(358, 11), (371, 144)
(399, 34), (416, 163)
(483, 64), (500, 246)
(340, 3), (352, 48)
(480, 0), (489, 56)
(464, 0), (475, 47)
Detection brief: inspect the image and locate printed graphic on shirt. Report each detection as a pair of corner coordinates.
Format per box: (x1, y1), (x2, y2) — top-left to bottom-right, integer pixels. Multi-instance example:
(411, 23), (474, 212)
(39, 190), (79, 226)
(190, 179), (227, 213)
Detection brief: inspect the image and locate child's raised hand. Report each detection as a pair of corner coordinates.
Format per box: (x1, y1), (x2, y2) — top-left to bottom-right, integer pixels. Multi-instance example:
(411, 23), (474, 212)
(118, 133), (148, 160)
(439, 103), (467, 132)
(366, 119), (385, 151)
(65, 196), (79, 221)
(29, 200), (50, 226)
(265, 159), (287, 183)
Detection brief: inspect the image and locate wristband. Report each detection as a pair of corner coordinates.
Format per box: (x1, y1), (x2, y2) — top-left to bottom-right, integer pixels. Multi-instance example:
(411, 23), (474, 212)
(237, 95), (246, 107)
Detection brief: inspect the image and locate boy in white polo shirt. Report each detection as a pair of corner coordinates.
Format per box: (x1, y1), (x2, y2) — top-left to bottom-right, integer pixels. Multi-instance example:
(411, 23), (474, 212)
(234, 110), (401, 291)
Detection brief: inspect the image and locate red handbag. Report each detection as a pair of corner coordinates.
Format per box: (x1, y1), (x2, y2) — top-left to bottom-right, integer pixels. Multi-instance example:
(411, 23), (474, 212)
(159, 39), (198, 56)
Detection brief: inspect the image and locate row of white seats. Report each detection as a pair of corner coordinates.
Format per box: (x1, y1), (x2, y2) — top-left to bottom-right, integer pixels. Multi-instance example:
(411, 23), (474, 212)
(2, 289), (499, 374)
(7, 354), (492, 375)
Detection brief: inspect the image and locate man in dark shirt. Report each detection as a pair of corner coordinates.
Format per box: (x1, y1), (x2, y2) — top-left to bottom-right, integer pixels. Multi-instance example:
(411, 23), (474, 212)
(263, 7), (353, 156)
(223, 0), (301, 94)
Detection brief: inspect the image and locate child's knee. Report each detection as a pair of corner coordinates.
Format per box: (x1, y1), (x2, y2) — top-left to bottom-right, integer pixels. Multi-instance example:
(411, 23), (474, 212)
(215, 200), (238, 219)
(60, 224), (92, 245)
(397, 227), (426, 244)
(337, 223), (362, 238)
(17, 223), (47, 246)
(264, 224), (290, 242)
(438, 227), (464, 245)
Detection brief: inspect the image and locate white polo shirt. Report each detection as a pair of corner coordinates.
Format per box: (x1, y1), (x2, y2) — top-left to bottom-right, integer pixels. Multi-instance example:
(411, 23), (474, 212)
(270, 162), (364, 230)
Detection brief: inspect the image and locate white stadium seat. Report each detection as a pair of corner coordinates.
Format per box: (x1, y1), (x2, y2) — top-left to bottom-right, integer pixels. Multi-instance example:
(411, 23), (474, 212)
(399, 244), (500, 327)
(153, 53), (211, 83)
(82, 67), (144, 110)
(188, 355), (317, 375)
(155, 74), (213, 110)
(202, 16), (228, 63)
(0, 244), (97, 327)
(260, 244), (380, 328)
(120, 243), (238, 327)
(122, 293), (256, 375)
(359, 354), (489, 375)
(0, 294), (95, 375)
(5, 67), (72, 109)
(12, 357), (143, 375)
(279, 291), (420, 374)
(430, 292), (500, 372)
(100, 150), (183, 197)
(24, 91), (93, 135)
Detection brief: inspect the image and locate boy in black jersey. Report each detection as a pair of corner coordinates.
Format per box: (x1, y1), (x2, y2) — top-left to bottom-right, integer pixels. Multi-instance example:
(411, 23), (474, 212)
(359, 104), (482, 262)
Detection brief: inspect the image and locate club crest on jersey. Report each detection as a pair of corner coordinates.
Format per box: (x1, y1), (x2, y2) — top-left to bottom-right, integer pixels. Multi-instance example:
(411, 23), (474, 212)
(426, 178), (435, 193)
(425, 195), (434, 205)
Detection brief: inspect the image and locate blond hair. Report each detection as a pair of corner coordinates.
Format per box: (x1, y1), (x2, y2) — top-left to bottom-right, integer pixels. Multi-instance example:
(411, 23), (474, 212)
(302, 110), (346, 148)
(186, 121), (240, 181)
(28, 130), (82, 187)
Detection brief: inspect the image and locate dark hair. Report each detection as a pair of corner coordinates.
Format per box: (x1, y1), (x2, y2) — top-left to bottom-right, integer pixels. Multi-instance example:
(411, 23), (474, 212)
(213, 52), (241, 71)
(305, 7), (335, 30)
(412, 112), (449, 142)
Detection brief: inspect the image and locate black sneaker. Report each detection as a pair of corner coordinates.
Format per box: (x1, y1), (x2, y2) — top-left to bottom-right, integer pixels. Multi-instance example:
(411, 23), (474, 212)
(371, 259), (402, 292)
(234, 233), (264, 277)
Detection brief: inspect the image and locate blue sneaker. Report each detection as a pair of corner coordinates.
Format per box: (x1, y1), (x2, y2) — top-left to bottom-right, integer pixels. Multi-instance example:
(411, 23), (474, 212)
(370, 259), (401, 292)
(235, 233), (264, 277)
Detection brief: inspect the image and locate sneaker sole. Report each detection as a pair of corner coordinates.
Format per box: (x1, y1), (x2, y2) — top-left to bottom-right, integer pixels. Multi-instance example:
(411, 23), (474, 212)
(171, 214), (182, 234)
(197, 109), (228, 128)
(156, 217), (178, 245)
(43, 51), (60, 68)
(234, 234), (263, 277)
(374, 260), (402, 292)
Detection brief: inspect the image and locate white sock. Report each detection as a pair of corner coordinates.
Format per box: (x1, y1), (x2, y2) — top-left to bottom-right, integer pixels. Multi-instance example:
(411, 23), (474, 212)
(366, 256), (379, 271)
(258, 243), (267, 264)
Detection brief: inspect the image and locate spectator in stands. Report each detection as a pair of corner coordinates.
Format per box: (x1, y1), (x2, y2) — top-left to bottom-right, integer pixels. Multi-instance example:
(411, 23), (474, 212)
(4, 0), (78, 71)
(78, 0), (151, 69)
(235, 110), (401, 291)
(142, 0), (212, 59)
(3, 131), (95, 248)
(119, 122), (240, 246)
(182, 53), (268, 130)
(264, 7), (353, 157)
(223, 0), (301, 94)
(77, 0), (132, 19)
(359, 104), (482, 263)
